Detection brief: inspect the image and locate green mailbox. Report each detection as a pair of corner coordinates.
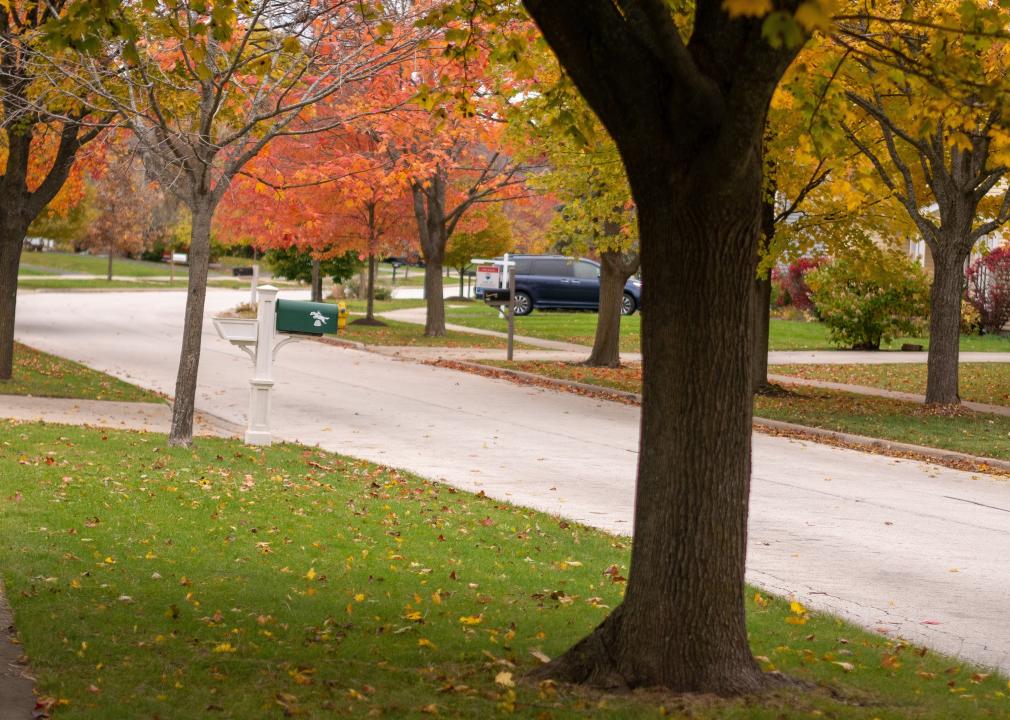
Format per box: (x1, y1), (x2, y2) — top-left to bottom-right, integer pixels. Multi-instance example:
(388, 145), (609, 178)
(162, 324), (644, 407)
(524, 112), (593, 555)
(275, 299), (342, 336)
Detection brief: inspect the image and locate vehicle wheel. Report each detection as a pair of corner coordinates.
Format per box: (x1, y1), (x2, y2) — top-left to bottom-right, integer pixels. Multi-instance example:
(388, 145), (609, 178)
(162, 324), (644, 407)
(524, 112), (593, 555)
(513, 291), (533, 316)
(621, 293), (637, 316)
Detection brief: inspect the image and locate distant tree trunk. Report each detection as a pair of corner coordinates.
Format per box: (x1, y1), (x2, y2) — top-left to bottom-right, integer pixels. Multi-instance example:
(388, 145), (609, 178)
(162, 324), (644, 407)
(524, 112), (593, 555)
(366, 253), (377, 321)
(925, 246), (966, 405)
(751, 194), (775, 392)
(458, 265), (465, 298)
(107, 238), (114, 282)
(586, 250), (639, 367)
(168, 199), (214, 447)
(0, 223), (27, 381)
(412, 173), (449, 337)
(310, 259), (322, 302)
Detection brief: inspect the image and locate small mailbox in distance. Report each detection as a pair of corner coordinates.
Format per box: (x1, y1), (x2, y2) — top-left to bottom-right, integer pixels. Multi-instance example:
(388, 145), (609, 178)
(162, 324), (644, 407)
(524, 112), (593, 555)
(483, 288), (511, 305)
(275, 299), (341, 336)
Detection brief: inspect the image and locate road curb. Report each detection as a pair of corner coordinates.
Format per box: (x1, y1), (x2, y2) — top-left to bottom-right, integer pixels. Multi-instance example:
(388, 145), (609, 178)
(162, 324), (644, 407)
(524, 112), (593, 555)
(432, 358), (642, 403)
(752, 417), (1010, 475)
(432, 359), (1010, 476)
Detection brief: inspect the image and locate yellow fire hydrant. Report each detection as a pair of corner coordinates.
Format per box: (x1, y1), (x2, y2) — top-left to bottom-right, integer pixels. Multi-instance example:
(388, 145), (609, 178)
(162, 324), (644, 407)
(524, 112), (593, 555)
(336, 301), (348, 332)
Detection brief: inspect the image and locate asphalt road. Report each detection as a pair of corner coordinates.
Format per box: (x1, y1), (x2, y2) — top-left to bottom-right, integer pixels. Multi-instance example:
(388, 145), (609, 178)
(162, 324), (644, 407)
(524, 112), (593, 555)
(12, 288), (1010, 675)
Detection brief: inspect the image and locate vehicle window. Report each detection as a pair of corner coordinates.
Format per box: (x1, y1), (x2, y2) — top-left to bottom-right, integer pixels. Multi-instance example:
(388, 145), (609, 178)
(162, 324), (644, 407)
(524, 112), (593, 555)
(573, 261), (600, 280)
(531, 258), (574, 277)
(513, 259), (533, 275)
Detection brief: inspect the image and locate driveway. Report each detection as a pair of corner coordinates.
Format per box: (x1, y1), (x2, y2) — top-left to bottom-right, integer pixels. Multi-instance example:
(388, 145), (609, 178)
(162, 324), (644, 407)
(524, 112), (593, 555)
(12, 288), (1010, 674)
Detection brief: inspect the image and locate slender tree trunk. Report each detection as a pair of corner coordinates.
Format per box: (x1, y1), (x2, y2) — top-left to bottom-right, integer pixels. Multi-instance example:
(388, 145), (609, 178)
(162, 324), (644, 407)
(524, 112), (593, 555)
(458, 266), (465, 298)
(0, 226), (26, 381)
(586, 250), (638, 367)
(925, 247), (966, 405)
(366, 253), (377, 322)
(532, 171), (771, 694)
(751, 195), (775, 392)
(310, 259), (322, 303)
(107, 238), (114, 282)
(751, 271), (772, 390)
(422, 243), (446, 336)
(412, 178), (448, 337)
(168, 200), (214, 447)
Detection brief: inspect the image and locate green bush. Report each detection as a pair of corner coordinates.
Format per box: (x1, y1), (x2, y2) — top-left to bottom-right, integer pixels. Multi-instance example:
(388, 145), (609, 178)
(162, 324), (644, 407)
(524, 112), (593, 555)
(806, 247), (929, 350)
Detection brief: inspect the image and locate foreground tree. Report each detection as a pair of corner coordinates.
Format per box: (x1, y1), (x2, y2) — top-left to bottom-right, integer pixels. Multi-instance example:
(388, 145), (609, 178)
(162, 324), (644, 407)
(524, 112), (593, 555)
(0, 1), (104, 380)
(514, 0), (807, 693)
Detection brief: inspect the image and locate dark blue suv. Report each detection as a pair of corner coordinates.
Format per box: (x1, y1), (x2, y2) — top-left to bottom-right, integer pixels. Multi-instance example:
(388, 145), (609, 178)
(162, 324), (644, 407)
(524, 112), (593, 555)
(478, 255), (642, 316)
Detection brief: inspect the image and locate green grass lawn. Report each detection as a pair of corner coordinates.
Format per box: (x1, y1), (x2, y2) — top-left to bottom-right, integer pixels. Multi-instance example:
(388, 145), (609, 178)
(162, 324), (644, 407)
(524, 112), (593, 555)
(18, 278), (249, 290)
(478, 361), (1010, 461)
(443, 312), (1010, 354)
(3, 422), (1008, 719)
(773, 363), (1010, 407)
(768, 319), (1010, 352)
(0, 343), (163, 403)
(17, 252), (203, 277)
(446, 304), (641, 351)
(340, 318), (520, 349)
(341, 299), (427, 313)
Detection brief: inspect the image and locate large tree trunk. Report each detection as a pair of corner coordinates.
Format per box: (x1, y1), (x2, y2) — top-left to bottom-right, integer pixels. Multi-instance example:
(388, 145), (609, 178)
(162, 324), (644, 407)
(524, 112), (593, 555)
(751, 195), (775, 392)
(586, 250), (639, 367)
(168, 201), (213, 447)
(521, 0), (798, 694)
(535, 176), (770, 694)
(0, 226), (26, 381)
(925, 247), (966, 405)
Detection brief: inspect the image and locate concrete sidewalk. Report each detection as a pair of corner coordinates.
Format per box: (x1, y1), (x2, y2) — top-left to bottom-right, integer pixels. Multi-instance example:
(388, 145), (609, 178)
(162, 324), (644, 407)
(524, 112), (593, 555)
(0, 395), (239, 436)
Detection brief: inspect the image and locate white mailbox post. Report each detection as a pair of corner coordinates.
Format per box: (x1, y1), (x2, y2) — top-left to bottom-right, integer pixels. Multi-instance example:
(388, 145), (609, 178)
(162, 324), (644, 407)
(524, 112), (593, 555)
(213, 284), (297, 446)
(472, 254), (516, 361)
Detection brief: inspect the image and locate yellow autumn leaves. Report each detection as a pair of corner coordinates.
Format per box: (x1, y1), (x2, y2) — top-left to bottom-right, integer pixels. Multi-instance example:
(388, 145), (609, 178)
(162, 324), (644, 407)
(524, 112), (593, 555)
(722, 0), (836, 32)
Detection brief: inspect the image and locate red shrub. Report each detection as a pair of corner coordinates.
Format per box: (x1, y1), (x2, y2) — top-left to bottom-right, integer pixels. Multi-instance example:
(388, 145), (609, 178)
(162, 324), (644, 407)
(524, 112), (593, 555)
(966, 246), (1010, 333)
(772, 256), (827, 312)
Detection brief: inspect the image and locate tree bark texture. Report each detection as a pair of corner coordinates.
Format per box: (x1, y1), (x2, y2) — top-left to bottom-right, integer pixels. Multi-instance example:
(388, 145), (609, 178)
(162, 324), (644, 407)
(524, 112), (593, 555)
(412, 174), (448, 337)
(522, 0), (800, 695)
(586, 250), (639, 367)
(168, 202), (213, 447)
(925, 248), (965, 405)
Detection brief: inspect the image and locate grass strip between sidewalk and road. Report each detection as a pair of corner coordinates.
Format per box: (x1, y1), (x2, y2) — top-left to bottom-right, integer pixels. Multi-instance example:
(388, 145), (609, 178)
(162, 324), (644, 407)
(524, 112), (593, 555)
(773, 363), (1010, 408)
(3, 422), (1008, 719)
(473, 360), (1010, 464)
(0, 342), (162, 403)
